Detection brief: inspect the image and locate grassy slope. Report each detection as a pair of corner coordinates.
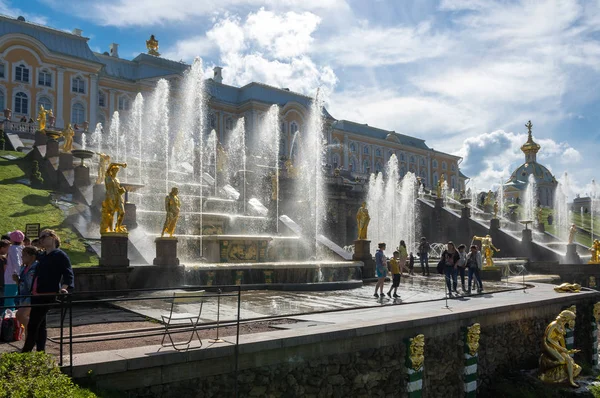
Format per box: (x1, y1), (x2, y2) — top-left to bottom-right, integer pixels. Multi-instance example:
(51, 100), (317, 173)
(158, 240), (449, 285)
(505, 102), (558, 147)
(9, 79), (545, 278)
(0, 150), (98, 267)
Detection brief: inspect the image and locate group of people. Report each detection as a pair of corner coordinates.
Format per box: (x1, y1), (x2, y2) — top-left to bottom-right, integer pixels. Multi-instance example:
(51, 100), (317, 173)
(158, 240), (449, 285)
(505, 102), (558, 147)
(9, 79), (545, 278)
(1, 229), (74, 352)
(373, 236), (484, 299)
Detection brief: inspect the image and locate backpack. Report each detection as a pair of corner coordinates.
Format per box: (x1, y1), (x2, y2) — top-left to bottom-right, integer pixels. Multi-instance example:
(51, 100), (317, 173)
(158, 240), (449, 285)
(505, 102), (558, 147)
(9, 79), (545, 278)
(1, 310), (22, 343)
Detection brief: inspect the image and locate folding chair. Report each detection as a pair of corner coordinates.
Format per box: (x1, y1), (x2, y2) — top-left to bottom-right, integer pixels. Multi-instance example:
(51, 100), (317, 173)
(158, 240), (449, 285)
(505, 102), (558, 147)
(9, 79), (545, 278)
(160, 290), (205, 351)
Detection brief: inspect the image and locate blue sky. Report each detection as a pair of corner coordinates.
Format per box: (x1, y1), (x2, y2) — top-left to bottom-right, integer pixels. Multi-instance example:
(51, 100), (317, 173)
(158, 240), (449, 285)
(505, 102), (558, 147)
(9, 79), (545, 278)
(6, 0), (600, 195)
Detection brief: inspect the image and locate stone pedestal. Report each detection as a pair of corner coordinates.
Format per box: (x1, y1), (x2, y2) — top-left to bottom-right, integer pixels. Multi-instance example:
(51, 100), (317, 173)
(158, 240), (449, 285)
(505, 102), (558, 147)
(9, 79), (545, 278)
(153, 237), (180, 267)
(353, 239), (375, 279)
(34, 131), (47, 147)
(461, 207), (471, 219)
(92, 184), (105, 208)
(522, 229), (533, 243)
(58, 152), (74, 171)
(434, 198), (444, 209)
(490, 218), (500, 230)
(74, 165), (90, 187)
(99, 234), (129, 267)
(124, 202), (137, 229)
(46, 139), (59, 158)
(481, 266), (502, 281)
(565, 243), (581, 264)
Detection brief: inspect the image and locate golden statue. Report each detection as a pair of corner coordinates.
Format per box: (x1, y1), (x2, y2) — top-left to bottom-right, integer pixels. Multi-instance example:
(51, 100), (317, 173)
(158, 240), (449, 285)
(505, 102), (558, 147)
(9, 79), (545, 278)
(356, 202), (370, 240)
(146, 34), (160, 56)
(590, 239), (600, 264)
(553, 283), (581, 293)
(593, 302), (600, 323)
(484, 190), (494, 206)
(333, 167), (340, 177)
(61, 124), (75, 152)
(96, 153), (111, 185)
(271, 173), (278, 201)
(473, 234), (500, 267)
(538, 310), (581, 387)
(493, 200), (499, 219)
(466, 323), (481, 356)
(100, 162), (127, 234)
(408, 334), (425, 371)
(568, 224), (577, 245)
(37, 105), (48, 131)
(436, 174), (445, 198)
(161, 187), (180, 237)
(216, 144), (227, 173)
(285, 159), (298, 178)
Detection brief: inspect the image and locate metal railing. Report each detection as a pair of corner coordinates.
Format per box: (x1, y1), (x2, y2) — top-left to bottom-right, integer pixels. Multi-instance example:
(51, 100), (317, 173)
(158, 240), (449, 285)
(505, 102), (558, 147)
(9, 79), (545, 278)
(0, 285), (243, 396)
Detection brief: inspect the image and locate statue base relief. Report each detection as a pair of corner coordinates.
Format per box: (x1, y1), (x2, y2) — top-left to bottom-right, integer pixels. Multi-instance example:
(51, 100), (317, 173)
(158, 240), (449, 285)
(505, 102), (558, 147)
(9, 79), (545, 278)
(99, 233), (130, 267)
(58, 152), (74, 171)
(154, 237), (180, 267)
(353, 239), (375, 279)
(45, 139), (59, 158)
(34, 130), (47, 147)
(74, 165), (90, 187)
(565, 244), (581, 264)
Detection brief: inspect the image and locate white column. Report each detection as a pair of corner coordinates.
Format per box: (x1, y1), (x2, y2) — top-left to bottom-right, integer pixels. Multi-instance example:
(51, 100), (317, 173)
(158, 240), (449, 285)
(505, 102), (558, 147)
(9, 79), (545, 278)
(56, 67), (65, 128)
(89, 73), (98, 127)
(426, 155), (431, 187)
(109, 90), (115, 117)
(343, 134), (349, 169)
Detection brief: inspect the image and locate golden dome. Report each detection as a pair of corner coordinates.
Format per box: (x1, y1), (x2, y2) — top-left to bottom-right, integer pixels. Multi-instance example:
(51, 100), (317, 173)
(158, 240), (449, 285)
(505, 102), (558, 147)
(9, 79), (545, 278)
(520, 120), (540, 155)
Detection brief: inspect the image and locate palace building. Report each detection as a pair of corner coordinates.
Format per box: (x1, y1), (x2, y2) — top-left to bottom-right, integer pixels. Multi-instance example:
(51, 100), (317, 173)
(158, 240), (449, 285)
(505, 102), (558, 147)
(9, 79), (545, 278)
(0, 14), (467, 190)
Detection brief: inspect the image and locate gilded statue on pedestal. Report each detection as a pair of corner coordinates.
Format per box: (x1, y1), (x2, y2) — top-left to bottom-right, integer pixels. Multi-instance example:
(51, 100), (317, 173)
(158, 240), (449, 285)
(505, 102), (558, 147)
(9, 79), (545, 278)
(436, 174), (445, 198)
(568, 224), (577, 245)
(100, 162), (127, 234)
(484, 190), (494, 206)
(590, 239), (600, 264)
(553, 283), (581, 293)
(493, 200), (499, 219)
(161, 187), (180, 237)
(146, 34), (160, 56)
(37, 105), (48, 131)
(96, 153), (111, 185)
(61, 124), (75, 152)
(356, 202), (370, 240)
(473, 234), (500, 267)
(408, 334), (425, 371)
(466, 323), (481, 356)
(216, 144), (227, 173)
(538, 310), (581, 387)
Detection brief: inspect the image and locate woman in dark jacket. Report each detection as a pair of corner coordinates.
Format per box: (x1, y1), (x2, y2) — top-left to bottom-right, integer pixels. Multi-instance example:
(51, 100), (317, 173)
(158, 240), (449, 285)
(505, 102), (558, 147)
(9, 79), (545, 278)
(22, 229), (74, 353)
(441, 241), (460, 298)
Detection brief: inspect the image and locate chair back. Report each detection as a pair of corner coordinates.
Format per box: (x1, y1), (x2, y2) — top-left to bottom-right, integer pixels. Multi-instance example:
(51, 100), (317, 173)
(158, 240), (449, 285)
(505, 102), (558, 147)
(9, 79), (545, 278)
(173, 290), (205, 304)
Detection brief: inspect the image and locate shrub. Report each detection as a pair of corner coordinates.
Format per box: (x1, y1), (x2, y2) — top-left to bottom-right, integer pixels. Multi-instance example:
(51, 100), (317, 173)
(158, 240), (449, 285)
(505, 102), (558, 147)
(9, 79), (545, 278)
(0, 352), (96, 398)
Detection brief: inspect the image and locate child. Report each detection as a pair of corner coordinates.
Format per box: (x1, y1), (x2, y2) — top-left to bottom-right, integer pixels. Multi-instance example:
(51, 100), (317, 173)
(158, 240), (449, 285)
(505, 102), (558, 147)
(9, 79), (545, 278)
(387, 251), (401, 298)
(408, 252), (415, 275)
(13, 246), (39, 332)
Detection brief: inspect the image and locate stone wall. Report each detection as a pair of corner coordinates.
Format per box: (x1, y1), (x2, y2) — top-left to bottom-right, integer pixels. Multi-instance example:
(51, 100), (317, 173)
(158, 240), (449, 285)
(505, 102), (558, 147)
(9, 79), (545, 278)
(79, 294), (599, 398)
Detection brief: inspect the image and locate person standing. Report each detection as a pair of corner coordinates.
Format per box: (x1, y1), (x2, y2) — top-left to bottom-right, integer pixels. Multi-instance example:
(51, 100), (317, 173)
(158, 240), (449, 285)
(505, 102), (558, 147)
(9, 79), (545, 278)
(408, 252), (415, 276)
(14, 246), (39, 332)
(5, 230), (25, 310)
(387, 251), (401, 298)
(418, 237), (430, 276)
(456, 244), (468, 292)
(441, 241), (460, 297)
(22, 229), (74, 353)
(0, 239), (10, 310)
(374, 243), (388, 298)
(398, 240), (408, 272)
(467, 245), (483, 294)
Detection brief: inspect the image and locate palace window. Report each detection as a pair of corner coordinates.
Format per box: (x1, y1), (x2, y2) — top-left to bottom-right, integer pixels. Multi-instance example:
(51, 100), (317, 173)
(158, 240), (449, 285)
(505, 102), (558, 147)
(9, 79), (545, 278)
(72, 77), (85, 94)
(15, 64), (30, 83)
(451, 176), (456, 189)
(451, 164), (456, 172)
(363, 146), (369, 155)
(98, 91), (106, 107)
(363, 160), (369, 173)
(375, 148), (382, 157)
(0, 90), (4, 110)
(350, 157), (357, 172)
(410, 155), (415, 163)
(225, 117), (233, 131)
(38, 96), (52, 112)
(209, 113), (216, 129)
(38, 69), (52, 87)
(375, 161), (383, 173)
(400, 153), (405, 161)
(71, 103), (85, 124)
(433, 172), (439, 186)
(0, 64), (5, 78)
(14, 92), (28, 114)
(442, 161), (447, 170)
(290, 121), (299, 135)
(350, 143), (356, 153)
(118, 96), (130, 111)
(432, 159), (438, 168)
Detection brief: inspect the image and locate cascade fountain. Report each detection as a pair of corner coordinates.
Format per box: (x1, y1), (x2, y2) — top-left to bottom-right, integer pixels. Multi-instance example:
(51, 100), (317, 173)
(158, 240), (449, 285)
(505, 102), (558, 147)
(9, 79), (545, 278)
(522, 174), (537, 222)
(366, 155), (419, 253)
(107, 112), (119, 161)
(256, 105), (281, 231)
(498, 178), (505, 219)
(554, 172), (570, 241)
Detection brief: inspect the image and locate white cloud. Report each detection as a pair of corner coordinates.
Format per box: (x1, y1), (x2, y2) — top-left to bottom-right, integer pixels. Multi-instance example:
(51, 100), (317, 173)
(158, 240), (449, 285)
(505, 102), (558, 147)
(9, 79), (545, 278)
(561, 147), (582, 164)
(0, 0), (48, 24)
(43, 0), (347, 27)
(162, 36), (217, 61)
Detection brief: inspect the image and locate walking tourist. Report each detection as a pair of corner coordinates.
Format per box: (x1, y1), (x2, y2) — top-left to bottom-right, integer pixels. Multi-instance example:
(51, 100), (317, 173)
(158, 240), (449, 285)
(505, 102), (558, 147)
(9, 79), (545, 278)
(387, 251), (401, 298)
(14, 246), (39, 332)
(5, 230), (25, 310)
(441, 241), (460, 297)
(22, 229), (74, 353)
(457, 244), (468, 292)
(398, 240), (408, 272)
(408, 252), (415, 275)
(374, 242), (387, 298)
(418, 237), (430, 276)
(467, 245), (484, 294)
(0, 239), (10, 310)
